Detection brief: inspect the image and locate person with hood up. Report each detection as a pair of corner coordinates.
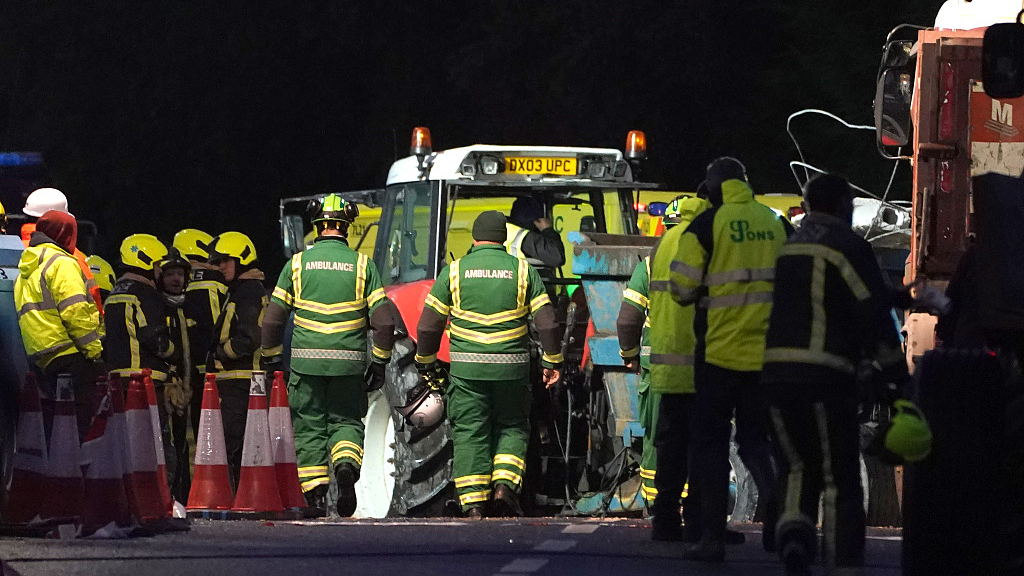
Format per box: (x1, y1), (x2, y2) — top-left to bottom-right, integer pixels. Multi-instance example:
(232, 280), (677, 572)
(14, 210), (104, 439)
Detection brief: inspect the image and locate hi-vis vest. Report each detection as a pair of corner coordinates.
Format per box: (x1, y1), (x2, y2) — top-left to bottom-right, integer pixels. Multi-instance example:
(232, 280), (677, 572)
(504, 223), (529, 260)
(270, 237), (388, 376)
(14, 242), (102, 368)
(666, 179), (788, 372)
(646, 198), (711, 395)
(419, 243), (556, 380)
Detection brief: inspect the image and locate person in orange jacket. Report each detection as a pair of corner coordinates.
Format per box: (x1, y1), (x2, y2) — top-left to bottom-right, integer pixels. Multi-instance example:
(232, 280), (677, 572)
(20, 188), (103, 316)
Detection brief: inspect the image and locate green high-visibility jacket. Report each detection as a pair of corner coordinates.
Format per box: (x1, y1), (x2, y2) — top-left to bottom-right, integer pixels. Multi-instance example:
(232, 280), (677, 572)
(647, 197), (712, 394)
(416, 243), (561, 380)
(667, 179), (789, 372)
(270, 238), (390, 376)
(619, 257), (651, 369)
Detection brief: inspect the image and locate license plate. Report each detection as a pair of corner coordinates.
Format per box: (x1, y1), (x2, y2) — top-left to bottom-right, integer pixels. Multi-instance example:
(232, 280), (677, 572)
(505, 157), (577, 175)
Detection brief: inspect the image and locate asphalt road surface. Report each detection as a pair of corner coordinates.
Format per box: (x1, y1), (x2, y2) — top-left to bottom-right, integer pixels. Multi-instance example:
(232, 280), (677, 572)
(0, 519), (901, 576)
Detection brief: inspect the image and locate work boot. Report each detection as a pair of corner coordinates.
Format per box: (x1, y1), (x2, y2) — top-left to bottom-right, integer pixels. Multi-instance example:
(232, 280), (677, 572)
(682, 538), (725, 562)
(464, 506), (484, 520)
(334, 463), (358, 517)
(303, 484), (328, 517)
(652, 522), (683, 542)
(490, 484), (523, 517)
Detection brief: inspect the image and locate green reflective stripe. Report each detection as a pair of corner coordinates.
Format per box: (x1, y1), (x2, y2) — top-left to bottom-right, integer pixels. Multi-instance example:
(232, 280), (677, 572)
(703, 291), (773, 309)
(704, 267), (775, 286)
(56, 293), (91, 312)
(649, 353), (694, 366)
(449, 352), (529, 364)
(291, 348), (367, 361)
(763, 347), (856, 374)
(779, 243), (870, 301)
(670, 260), (703, 282)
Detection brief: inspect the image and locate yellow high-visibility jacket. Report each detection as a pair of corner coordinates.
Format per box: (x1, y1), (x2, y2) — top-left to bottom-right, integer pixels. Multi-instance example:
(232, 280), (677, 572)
(647, 196), (712, 394)
(15, 239), (103, 368)
(667, 180), (790, 372)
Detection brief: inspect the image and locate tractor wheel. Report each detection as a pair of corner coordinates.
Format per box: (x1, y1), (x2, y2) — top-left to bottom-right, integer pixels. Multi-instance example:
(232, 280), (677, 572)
(379, 337), (455, 517)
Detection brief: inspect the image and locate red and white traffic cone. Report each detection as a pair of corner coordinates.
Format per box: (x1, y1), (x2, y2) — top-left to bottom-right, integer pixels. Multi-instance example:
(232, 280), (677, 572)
(269, 371), (305, 509)
(40, 374), (84, 521)
(187, 374), (233, 510)
(4, 374), (49, 523)
(80, 391), (134, 532)
(107, 373), (141, 520)
(233, 371), (283, 512)
(141, 369), (173, 513)
(124, 375), (168, 521)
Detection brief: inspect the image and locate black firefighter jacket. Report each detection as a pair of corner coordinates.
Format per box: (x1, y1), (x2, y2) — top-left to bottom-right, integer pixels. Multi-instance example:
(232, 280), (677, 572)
(105, 273), (176, 381)
(761, 212), (906, 400)
(209, 269), (267, 381)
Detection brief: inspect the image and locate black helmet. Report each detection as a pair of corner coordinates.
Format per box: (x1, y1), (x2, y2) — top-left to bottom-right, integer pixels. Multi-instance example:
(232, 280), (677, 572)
(157, 246), (192, 273)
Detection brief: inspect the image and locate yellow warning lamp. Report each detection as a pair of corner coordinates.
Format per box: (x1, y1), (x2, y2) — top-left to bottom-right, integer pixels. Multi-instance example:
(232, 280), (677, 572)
(410, 127), (432, 156)
(625, 130), (647, 161)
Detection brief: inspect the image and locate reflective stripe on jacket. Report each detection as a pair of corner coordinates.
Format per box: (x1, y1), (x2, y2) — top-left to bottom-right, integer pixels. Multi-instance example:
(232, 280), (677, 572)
(666, 180), (789, 372)
(22, 222), (104, 316)
(211, 270), (267, 379)
(14, 239), (102, 368)
(619, 256), (652, 369)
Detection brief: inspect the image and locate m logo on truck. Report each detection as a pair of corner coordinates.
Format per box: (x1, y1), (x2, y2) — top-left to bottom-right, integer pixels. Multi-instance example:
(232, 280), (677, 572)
(986, 99), (1019, 138)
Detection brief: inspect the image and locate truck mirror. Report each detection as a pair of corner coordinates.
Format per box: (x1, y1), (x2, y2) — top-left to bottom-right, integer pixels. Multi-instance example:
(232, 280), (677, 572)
(874, 67), (914, 147)
(983, 20), (1024, 99)
(281, 214), (305, 257)
(882, 40), (914, 69)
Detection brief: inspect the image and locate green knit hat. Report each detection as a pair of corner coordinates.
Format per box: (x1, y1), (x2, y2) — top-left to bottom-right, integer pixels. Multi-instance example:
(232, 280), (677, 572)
(472, 211), (507, 242)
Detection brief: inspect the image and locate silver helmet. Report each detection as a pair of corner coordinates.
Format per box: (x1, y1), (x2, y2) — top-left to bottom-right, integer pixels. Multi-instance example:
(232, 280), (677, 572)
(396, 381), (445, 429)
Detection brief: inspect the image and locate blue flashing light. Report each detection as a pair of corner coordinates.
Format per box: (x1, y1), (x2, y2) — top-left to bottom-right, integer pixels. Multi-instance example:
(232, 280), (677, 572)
(0, 152), (42, 167)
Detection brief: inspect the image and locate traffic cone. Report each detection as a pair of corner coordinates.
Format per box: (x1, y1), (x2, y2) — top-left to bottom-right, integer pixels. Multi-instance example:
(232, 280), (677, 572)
(269, 371), (305, 509)
(4, 374), (49, 523)
(187, 374), (233, 510)
(40, 374), (84, 521)
(141, 369), (173, 513)
(233, 371), (283, 512)
(124, 375), (168, 521)
(80, 391), (134, 531)
(107, 374), (141, 519)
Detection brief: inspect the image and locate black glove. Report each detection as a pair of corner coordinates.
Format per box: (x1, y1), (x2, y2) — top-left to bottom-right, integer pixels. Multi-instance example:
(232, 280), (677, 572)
(364, 361), (387, 392)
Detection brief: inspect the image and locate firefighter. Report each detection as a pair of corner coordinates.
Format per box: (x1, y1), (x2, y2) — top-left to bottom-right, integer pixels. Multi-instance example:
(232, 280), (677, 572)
(105, 234), (178, 483)
(157, 247), (193, 503)
(20, 188), (103, 315)
(173, 228), (225, 438)
(505, 196), (565, 269)
(617, 196), (710, 510)
(206, 231), (266, 490)
(14, 210), (104, 440)
(414, 211), (562, 518)
(85, 254), (116, 302)
(262, 194), (397, 517)
(666, 158), (789, 561)
(762, 174), (916, 575)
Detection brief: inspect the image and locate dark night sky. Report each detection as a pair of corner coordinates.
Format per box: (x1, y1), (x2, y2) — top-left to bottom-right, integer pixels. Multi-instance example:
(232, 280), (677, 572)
(0, 0), (940, 274)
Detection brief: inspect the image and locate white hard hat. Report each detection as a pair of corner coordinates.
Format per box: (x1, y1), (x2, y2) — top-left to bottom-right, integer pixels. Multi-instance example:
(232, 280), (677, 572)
(23, 187), (72, 218)
(396, 383), (446, 429)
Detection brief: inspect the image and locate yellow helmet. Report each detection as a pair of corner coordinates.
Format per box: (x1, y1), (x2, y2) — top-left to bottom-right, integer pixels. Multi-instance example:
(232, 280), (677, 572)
(120, 234), (168, 271)
(207, 231), (256, 266)
(173, 228), (213, 261)
(86, 254), (116, 292)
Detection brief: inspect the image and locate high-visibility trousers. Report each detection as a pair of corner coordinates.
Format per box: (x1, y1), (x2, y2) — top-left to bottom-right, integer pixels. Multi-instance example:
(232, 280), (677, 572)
(447, 373), (530, 511)
(638, 368), (661, 505)
(289, 372), (367, 493)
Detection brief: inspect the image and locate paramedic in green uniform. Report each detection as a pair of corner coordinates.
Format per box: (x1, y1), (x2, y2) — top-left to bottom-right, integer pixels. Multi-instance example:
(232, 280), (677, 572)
(262, 194), (397, 517)
(414, 211), (562, 518)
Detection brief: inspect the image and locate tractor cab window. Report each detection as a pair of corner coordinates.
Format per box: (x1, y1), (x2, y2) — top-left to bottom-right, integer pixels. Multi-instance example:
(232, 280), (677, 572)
(376, 181), (437, 286)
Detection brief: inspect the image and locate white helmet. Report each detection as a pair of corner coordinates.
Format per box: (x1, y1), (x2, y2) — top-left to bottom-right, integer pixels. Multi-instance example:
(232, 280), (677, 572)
(23, 188), (72, 218)
(396, 381), (445, 429)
